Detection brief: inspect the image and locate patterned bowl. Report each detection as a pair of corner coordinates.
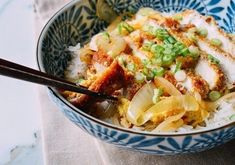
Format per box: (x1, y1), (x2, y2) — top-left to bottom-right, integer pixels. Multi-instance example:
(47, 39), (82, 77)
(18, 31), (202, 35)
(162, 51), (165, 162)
(37, 0), (235, 155)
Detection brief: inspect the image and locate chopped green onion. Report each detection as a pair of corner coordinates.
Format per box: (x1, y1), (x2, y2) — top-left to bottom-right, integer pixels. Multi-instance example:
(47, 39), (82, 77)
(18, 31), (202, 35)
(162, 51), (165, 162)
(173, 61), (182, 73)
(102, 31), (110, 39)
(150, 44), (159, 53)
(142, 41), (154, 51)
(151, 44), (164, 54)
(152, 67), (165, 77)
(143, 25), (157, 36)
(209, 91), (221, 101)
(156, 28), (169, 40)
(210, 38), (222, 47)
(152, 88), (163, 104)
(135, 72), (145, 83)
(208, 54), (220, 65)
(173, 14), (183, 21)
(229, 114), (235, 121)
(163, 48), (172, 55)
(173, 42), (185, 54)
(162, 54), (174, 66)
(166, 36), (176, 44)
(118, 22), (134, 35)
(188, 46), (200, 58)
(152, 55), (163, 65)
(197, 27), (208, 37)
(179, 47), (190, 56)
(141, 59), (152, 68)
(126, 63), (135, 72)
(142, 68), (154, 80)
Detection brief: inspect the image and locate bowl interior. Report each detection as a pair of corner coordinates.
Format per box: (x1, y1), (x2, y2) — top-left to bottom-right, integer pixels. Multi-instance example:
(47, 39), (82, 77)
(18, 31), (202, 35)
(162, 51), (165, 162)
(37, 0), (235, 135)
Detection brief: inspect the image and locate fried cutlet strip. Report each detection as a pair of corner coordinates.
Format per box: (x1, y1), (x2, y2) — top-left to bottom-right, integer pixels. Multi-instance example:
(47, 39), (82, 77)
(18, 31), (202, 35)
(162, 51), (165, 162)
(180, 10), (235, 57)
(71, 60), (127, 108)
(164, 71), (210, 98)
(196, 38), (235, 85)
(147, 13), (230, 89)
(195, 56), (225, 91)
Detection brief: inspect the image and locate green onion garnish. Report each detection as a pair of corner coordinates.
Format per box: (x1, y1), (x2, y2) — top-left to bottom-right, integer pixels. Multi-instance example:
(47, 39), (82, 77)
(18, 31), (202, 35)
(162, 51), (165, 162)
(126, 63), (135, 72)
(162, 54), (174, 66)
(143, 25), (157, 36)
(118, 22), (134, 35)
(142, 41), (154, 51)
(166, 36), (176, 44)
(135, 72), (145, 83)
(152, 88), (163, 104)
(141, 59), (152, 68)
(209, 91), (221, 101)
(208, 54), (220, 65)
(229, 114), (235, 121)
(152, 45), (164, 55)
(173, 61), (182, 73)
(152, 67), (165, 77)
(156, 28), (169, 40)
(179, 47), (190, 56)
(102, 31), (110, 39)
(197, 27), (208, 37)
(163, 48), (172, 55)
(189, 46), (200, 58)
(210, 38), (222, 47)
(142, 67), (154, 80)
(150, 44), (159, 53)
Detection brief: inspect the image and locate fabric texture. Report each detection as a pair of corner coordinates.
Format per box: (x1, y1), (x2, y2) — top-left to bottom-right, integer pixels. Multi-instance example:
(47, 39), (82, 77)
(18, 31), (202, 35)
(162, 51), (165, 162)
(34, 0), (235, 164)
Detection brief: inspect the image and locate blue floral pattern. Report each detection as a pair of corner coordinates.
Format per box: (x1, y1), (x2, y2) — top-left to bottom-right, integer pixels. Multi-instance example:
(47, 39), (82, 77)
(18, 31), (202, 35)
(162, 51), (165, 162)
(38, 0), (235, 155)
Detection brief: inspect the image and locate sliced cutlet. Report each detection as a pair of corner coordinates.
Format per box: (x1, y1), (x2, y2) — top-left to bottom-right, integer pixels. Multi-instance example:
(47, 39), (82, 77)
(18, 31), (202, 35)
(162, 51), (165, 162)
(197, 38), (235, 85)
(164, 70), (210, 98)
(195, 56), (225, 91)
(71, 60), (127, 109)
(180, 10), (235, 57)
(155, 14), (235, 87)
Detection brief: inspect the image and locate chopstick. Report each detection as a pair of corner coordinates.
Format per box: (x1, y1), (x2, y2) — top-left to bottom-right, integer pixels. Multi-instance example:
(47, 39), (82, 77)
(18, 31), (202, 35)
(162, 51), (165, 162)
(0, 58), (118, 101)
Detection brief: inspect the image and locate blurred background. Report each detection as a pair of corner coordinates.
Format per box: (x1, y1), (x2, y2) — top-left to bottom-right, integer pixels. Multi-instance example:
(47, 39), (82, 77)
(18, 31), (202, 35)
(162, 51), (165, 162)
(0, 0), (42, 164)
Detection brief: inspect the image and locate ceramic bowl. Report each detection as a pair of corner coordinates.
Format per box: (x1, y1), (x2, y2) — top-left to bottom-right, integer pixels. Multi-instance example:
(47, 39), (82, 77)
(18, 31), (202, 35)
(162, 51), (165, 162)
(37, 0), (235, 155)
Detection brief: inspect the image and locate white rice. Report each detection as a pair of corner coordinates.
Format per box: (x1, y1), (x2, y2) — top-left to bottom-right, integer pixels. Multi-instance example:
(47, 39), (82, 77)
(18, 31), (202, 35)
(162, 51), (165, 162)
(66, 44), (235, 133)
(65, 43), (87, 80)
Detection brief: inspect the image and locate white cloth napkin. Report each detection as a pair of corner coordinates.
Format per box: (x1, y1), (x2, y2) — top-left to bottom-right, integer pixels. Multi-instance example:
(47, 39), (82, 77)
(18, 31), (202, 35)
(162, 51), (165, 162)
(35, 1), (235, 164)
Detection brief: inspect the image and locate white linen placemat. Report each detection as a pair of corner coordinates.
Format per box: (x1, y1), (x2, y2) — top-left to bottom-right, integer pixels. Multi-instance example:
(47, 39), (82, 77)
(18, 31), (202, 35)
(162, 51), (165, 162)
(35, 1), (235, 164)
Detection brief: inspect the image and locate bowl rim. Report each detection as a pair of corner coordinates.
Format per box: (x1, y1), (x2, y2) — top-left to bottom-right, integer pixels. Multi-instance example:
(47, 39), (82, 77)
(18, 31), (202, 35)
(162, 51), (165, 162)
(36, 0), (235, 137)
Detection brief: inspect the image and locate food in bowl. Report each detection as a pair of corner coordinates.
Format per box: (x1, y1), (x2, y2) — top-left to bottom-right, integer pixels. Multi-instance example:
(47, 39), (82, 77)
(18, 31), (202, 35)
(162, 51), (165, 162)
(62, 8), (235, 133)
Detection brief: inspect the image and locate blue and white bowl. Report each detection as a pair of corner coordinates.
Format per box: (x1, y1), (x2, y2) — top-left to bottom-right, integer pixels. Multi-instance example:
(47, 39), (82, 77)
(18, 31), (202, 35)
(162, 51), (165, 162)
(37, 0), (235, 155)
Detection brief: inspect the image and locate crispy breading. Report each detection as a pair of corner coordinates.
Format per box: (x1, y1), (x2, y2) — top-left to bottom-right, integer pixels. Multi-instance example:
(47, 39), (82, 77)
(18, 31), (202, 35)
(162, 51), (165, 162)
(71, 60), (127, 109)
(92, 50), (113, 67)
(195, 56), (225, 91)
(180, 10), (235, 57)
(186, 71), (210, 99)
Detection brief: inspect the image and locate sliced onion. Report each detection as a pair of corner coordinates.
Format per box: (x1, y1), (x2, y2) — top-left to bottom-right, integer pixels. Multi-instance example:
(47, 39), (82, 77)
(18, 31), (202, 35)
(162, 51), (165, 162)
(154, 77), (182, 96)
(137, 95), (199, 125)
(126, 83), (155, 125)
(152, 112), (185, 132)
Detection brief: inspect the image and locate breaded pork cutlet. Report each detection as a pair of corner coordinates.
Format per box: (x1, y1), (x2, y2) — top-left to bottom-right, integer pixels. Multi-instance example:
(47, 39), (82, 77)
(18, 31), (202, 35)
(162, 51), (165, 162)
(70, 60), (128, 108)
(180, 10), (235, 57)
